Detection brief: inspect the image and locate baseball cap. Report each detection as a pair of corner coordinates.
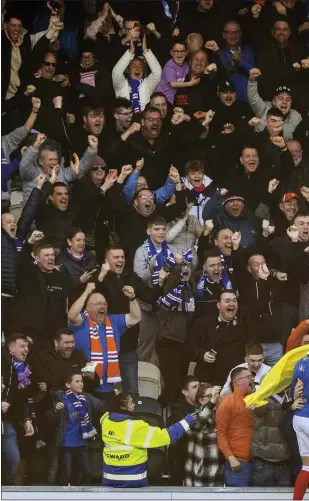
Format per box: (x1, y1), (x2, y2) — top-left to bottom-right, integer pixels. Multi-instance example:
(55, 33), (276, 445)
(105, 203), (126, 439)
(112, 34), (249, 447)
(274, 85), (292, 97)
(281, 193), (299, 203)
(217, 80), (236, 93)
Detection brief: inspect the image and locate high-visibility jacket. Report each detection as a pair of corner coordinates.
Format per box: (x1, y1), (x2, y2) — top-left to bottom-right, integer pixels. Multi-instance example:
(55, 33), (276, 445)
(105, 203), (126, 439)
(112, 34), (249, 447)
(100, 411), (195, 487)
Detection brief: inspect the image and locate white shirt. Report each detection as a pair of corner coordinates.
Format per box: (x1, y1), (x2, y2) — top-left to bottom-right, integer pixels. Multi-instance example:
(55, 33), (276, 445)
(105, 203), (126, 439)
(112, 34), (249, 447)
(220, 362), (271, 397)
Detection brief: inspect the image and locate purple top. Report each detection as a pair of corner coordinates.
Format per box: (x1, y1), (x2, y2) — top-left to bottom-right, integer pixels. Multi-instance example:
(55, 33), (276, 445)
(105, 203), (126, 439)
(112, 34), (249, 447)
(157, 58), (189, 104)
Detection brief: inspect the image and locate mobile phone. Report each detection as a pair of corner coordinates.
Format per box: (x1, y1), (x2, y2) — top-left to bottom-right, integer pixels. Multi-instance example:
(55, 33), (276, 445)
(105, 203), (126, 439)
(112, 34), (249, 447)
(108, 169), (118, 176)
(210, 349), (217, 356)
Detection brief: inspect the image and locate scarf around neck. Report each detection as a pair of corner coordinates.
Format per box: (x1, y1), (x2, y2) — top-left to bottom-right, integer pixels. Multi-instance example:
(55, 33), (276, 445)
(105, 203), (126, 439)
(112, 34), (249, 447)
(146, 238), (195, 313)
(85, 311), (121, 385)
(63, 390), (97, 440)
(12, 358), (32, 389)
(128, 77), (142, 114)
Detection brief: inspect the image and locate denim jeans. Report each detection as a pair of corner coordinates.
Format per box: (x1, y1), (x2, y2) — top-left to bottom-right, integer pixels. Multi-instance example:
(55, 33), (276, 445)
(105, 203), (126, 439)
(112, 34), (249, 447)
(261, 342), (283, 367)
(59, 446), (91, 485)
(1, 420), (20, 482)
(119, 349), (139, 398)
(252, 458), (291, 486)
(224, 460), (252, 487)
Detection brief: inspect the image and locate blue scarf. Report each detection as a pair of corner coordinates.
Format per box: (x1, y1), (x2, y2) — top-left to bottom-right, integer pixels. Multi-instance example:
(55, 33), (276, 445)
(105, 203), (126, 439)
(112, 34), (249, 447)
(125, 39), (143, 58)
(14, 237), (23, 252)
(63, 390), (97, 440)
(197, 272), (232, 298)
(12, 358), (32, 389)
(128, 78), (142, 114)
(162, 0), (180, 27)
(146, 238), (194, 313)
(146, 238), (175, 285)
(158, 248), (195, 313)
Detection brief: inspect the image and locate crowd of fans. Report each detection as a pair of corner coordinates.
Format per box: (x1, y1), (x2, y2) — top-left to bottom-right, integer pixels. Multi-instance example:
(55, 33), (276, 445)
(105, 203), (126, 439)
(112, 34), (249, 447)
(1, 0), (309, 495)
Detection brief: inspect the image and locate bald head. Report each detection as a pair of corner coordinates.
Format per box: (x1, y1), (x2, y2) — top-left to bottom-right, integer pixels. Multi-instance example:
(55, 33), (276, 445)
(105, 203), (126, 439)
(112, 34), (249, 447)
(86, 292), (107, 324)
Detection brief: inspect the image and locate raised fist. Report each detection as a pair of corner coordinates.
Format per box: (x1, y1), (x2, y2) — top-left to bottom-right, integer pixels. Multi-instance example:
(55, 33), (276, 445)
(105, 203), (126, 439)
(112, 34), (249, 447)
(33, 133), (47, 149)
(248, 117), (261, 127)
(204, 40), (219, 52)
(122, 285), (136, 299)
(249, 68), (261, 81)
(31, 97), (41, 112)
(25, 85), (36, 97)
(28, 230), (44, 245)
(287, 224), (299, 243)
(88, 135), (98, 150)
(232, 231), (241, 250)
(268, 178), (280, 194)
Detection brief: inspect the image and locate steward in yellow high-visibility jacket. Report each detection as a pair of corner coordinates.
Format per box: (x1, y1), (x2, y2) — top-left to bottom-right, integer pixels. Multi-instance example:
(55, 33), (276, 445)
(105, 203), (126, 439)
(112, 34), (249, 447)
(100, 392), (199, 487)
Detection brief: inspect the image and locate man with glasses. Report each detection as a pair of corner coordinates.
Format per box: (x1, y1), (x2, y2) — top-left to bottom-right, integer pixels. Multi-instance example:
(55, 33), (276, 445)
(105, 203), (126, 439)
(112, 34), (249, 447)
(108, 162), (186, 261)
(216, 366), (255, 486)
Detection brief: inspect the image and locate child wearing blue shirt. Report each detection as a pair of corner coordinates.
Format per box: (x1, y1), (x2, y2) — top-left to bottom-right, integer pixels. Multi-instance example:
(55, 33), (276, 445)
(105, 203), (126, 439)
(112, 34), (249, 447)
(52, 371), (105, 485)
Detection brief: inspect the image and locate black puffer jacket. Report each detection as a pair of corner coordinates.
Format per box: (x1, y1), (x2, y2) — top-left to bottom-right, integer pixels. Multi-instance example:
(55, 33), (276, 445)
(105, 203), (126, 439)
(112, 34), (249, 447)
(251, 398), (290, 462)
(1, 186), (41, 296)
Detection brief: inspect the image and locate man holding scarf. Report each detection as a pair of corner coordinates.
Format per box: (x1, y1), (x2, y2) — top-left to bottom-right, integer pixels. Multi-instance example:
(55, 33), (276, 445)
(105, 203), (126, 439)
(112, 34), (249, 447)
(134, 215), (195, 402)
(67, 281), (141, 401)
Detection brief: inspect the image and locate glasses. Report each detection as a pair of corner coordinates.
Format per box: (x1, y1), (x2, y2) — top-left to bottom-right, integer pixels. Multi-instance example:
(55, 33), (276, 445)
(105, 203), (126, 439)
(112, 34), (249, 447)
(82, 54), (94, 60)
(43, 61), (56, 67)
(92, 166), (106, 172)
(145, 117), (162, 123)
(283, 201), (299, 208)
(137, 195), (154, 201)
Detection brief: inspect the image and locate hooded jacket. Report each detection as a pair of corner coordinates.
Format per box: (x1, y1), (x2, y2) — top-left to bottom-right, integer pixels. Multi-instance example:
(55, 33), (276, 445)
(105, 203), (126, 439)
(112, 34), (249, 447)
(202, 191), (260, 248)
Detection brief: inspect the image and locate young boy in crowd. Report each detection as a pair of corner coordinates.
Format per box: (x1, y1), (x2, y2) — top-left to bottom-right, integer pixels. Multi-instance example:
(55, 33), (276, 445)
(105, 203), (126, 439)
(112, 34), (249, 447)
(157, 39), (191, 104)
(49, 371), (105, 485)
(182, 160), (214, 224)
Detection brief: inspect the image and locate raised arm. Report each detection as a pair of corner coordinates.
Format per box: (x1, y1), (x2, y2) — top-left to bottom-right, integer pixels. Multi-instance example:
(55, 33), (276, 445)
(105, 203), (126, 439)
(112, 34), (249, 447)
(112, 50), (134, 93)
(19, 133), (47, 181)
(143, 43), (162, 94)
(62, 136), (98, 182)
(122, 286), (141, 328)
(68, 282), (96, 326)
(154, 175), (175, 205)
(247, 69), (267, 119)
